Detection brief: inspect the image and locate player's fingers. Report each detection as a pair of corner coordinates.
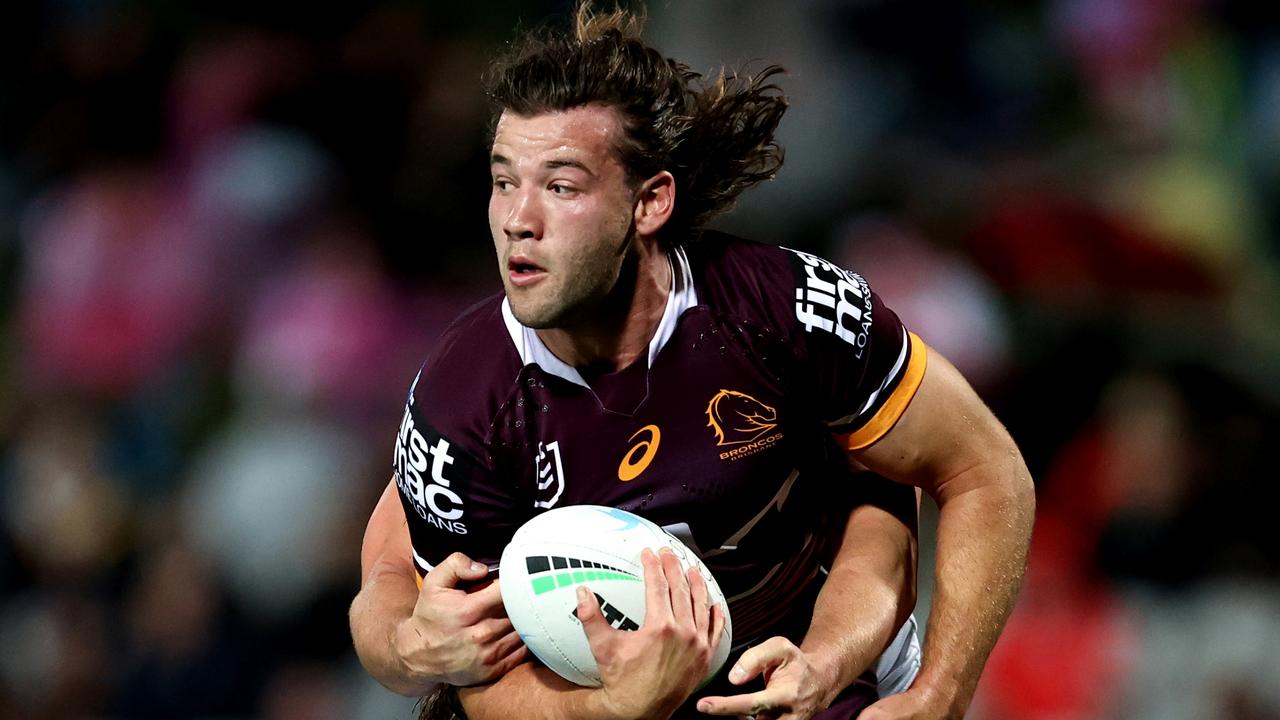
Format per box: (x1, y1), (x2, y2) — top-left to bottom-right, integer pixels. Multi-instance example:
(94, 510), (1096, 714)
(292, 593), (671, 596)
(688, 566), (710, 633)
(575, 586), (613, 656)
(709, 602), (726, 654)
(695, 688), (782, 717)
(422, 552), (488, 590)
(468, 636), (529, 686)
(661, 548), (694, 624)
(459, 581), (507, 622)
(488, 641), (529, 679)
(484, 627), (525, 664)
(639, 548), (672, 624)
(727, 636), (796, 685)
(470, 616), (516, 644)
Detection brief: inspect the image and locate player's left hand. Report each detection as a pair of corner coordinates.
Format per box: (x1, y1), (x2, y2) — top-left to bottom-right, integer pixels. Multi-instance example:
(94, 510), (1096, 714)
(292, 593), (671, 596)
(857, 686), (958, 720)
(581, 547), (726, 720)
(695, 636), (836, 720)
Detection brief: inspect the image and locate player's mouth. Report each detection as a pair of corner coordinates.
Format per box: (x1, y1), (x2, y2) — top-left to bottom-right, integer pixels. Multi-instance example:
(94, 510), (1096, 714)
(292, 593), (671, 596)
(508, 255), (547, 287)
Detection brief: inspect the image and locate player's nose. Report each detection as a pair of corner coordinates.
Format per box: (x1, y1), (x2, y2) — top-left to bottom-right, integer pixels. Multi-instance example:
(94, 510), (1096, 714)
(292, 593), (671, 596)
(503, 188), (542, 241)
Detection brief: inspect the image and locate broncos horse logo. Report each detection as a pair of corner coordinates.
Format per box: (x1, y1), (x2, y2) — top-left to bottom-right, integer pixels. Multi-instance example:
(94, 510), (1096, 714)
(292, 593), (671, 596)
(705, 390), (778, 446)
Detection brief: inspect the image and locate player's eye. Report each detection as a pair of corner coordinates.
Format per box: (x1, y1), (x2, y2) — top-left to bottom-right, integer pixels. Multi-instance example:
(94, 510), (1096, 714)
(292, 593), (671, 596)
(492, 178), (514, 191)
(549, 183), (577, 197)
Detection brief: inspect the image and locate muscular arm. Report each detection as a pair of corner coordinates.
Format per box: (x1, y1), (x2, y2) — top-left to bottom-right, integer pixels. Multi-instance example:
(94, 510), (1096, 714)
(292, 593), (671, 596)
(461, 498), (919, 720)
(799, 485), (918, 704)
(458, 664), (611, 720)
(459, 550), (723, 720)
(697, 481), (919, 718)
(350, 478), (524, 696)
(351, 479), (427, 695)
(856, 347), (1035, 718)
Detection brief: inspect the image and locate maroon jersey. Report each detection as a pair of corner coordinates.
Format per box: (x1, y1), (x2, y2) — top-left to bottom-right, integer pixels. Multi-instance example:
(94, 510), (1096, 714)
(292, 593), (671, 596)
(392, 233), (926, 713)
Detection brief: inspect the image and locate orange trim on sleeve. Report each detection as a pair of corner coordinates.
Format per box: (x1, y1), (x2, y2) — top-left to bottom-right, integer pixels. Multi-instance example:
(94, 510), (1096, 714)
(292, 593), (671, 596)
(835, 332), (929, 451)
(414, 571), (424, 590)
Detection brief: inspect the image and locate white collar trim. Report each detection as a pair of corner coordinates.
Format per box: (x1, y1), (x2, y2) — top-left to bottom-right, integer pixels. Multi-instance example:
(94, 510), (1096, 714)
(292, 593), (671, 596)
(500, 246), (698, 388)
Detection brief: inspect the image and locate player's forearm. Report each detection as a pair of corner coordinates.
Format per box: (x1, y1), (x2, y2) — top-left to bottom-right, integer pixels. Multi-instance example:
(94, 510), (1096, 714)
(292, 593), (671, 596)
(349, 557), (432, 696)
(799, 504), (917, 705)
(458, 663), (632, 720)
(915, 455), (1034, 716)
(800, 561), (909, 706)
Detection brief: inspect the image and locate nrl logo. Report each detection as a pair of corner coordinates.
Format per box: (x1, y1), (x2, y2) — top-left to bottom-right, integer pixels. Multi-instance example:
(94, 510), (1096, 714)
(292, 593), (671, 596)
(705, 389), (779, 446)
(534, 441), (566, 509)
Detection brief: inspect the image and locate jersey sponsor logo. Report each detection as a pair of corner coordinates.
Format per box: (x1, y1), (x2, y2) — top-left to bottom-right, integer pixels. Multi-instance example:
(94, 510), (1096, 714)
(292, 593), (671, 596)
(534, 441), (566, 509)
(783, 247), (873, 357)
(394, 405), (469, 535)
(706, 389), (784, 460)
(617, 425), (661, 482)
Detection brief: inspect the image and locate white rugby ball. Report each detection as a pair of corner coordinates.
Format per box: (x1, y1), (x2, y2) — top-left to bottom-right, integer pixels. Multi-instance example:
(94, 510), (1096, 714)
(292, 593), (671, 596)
(499, 505), (732, 687)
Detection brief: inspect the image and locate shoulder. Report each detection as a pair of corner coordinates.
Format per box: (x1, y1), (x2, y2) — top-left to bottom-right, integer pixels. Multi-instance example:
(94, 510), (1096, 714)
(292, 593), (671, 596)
(408, 293), (523, 449)
(685, 231), (871, 334)
(421, 294), (516, 382)
(684, 230), (793, 292)
(683, 231), (798, 322)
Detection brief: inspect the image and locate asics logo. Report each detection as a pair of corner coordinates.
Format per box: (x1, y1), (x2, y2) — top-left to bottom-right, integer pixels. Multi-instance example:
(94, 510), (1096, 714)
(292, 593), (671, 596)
(618, 425), (661, 482)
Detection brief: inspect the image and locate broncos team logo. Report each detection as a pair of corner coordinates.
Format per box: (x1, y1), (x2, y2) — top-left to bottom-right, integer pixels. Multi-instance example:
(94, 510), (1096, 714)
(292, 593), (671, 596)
(705, 389), (779, 446)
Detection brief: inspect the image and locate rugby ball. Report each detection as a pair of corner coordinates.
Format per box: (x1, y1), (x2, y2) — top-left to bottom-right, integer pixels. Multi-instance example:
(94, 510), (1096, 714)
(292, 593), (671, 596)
(499, 505), (732, 687)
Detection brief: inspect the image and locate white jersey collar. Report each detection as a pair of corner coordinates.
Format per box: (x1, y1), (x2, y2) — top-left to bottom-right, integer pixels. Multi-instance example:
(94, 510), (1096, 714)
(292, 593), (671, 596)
(501, 246), (698, 389)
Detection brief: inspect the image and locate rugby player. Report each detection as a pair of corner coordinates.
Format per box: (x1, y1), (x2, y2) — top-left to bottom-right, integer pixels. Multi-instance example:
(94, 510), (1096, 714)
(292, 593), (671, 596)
(351, 4), (1034, 719)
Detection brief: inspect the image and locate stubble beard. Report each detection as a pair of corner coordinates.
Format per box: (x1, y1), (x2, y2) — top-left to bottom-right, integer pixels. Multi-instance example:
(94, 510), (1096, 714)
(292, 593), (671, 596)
(507, 223), (637, 331)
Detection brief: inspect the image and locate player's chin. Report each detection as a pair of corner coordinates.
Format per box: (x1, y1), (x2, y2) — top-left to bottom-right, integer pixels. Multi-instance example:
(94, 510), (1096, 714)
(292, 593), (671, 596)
(507, 295), (560, 330)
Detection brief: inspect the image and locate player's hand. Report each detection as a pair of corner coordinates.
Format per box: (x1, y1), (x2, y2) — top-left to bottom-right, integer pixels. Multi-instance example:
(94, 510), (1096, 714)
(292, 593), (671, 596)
(392, 551), (528, 687)
(579, 547), (726, 720)
(695, 637), (836, 719)
(857, 686), (959, 720)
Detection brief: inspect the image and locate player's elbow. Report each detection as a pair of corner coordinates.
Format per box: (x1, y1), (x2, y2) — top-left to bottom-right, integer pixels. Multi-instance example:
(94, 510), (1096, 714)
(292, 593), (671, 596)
(986, 437), (1036, 539)
(999, 437), (1035, 508)
(348, 589), (385, 684)
(940, 432), (1036, 538)
(971, 419), (1035, 504)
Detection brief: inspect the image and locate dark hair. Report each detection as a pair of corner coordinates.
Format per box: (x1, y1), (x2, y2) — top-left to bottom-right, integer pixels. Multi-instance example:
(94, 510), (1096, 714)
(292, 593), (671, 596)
(417, 684), (464, 720)
(484, 2), (787, 240)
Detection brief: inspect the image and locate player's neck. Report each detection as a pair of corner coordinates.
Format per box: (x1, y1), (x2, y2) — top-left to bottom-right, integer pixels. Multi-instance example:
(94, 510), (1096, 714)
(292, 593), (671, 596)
(536, 238), (671, 373)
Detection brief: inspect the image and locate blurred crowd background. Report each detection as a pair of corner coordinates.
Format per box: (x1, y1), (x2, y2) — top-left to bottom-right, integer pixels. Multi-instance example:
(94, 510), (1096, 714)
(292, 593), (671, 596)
(1, 1), (1278, 718)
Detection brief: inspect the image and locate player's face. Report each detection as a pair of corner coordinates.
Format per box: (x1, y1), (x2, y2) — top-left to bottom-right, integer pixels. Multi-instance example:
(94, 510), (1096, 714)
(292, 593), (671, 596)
(489, 105), (639, 329)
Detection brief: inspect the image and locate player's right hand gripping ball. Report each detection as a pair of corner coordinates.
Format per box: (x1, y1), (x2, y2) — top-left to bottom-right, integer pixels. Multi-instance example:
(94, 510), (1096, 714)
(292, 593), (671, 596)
(499, 505), (732, 686)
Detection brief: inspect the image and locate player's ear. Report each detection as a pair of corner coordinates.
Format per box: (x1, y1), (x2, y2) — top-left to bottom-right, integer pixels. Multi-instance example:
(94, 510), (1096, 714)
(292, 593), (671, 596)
(633, 170), (675, 237)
